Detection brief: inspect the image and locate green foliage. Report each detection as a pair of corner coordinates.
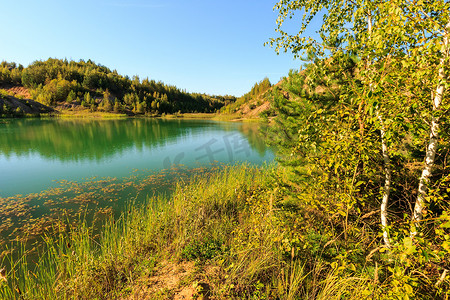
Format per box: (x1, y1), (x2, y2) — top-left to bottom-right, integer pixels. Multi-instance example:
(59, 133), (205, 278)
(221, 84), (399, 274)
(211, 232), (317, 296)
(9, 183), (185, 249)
(264, 54), (450, 298)
(66, 90), (76, 103)
(266, 0), (450, 298)
(181, 238), (225, 260)
(2, 58), (236, 115)
(21, 63), (47, 87)
(134, 101), (146, 114)
(222, 77), (271, 113)
(113, 98), (121, 113)
(84, 92), (93, 106)
(0, 61), (23, 85)
(244, 77), (272, 101)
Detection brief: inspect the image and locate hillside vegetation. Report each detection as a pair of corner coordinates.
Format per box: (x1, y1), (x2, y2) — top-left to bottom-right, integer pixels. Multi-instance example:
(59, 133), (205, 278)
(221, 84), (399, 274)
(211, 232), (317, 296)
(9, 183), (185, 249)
(220, 77), (275, 120)
(0, 59), (236, 117)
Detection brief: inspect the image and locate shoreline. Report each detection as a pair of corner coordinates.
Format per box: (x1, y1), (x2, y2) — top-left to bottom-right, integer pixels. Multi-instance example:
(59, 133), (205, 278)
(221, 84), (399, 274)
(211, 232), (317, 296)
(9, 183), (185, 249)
(1, 110), (264, 122)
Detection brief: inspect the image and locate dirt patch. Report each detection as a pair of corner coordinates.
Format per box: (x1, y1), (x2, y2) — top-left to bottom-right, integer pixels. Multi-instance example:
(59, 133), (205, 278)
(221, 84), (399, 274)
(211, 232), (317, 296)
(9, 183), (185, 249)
(246, 101), (271, 118)
(124, 260), (212, 300)
(230, 100), (271, 122)
(5, 86), (32, 99)
(0, 84), (54, 116)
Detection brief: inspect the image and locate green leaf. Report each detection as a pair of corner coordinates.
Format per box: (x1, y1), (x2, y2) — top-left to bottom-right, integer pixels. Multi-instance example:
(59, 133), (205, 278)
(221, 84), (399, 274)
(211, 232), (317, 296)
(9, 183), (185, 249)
(404, 284), (413, 294)
(403, 237), (416, 255)
(441, 221), (450, 228)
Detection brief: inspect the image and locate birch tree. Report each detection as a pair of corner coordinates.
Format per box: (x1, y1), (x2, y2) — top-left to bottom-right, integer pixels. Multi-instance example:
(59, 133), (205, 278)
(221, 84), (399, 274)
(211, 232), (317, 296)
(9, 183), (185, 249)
(268, 0), (450, 238)
(365, 7), (394, 248)
(268, 0), (396, 247)
(412, 20), (450, 235)
(267, 0), (450, 294)
(361, 0), (450, 236)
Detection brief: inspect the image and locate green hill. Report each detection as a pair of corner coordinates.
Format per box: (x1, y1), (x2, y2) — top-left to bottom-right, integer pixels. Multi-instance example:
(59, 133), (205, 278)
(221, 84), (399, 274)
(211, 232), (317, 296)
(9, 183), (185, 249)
(0, 59), (236, 117)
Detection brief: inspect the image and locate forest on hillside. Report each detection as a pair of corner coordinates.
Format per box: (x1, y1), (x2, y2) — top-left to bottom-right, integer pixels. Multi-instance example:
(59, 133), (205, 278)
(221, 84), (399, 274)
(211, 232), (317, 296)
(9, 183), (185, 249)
(221, 77), (272, 114)
(0, 59), (236, 115)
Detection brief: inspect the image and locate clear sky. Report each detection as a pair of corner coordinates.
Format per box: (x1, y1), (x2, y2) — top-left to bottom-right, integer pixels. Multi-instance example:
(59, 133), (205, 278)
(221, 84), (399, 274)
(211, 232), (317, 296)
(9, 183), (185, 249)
(0, 0), (306, 96)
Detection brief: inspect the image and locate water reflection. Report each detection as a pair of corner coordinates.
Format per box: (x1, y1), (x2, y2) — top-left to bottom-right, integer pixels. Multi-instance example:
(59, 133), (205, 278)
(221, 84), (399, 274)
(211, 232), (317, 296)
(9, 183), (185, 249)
(0, 119), (226, 161)
(0, 118), (273, 197)
(0, 118), (274, 253)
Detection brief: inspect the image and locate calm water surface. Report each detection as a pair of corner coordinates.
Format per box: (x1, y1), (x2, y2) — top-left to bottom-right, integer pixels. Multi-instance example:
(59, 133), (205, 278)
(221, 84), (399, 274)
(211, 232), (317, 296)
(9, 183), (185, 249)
(0, 118), (274, 245)
(0, 118), (274, 197)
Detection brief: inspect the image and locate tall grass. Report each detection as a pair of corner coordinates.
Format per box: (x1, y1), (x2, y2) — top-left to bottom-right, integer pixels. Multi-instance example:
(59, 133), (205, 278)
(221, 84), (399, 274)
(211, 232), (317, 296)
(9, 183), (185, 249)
(0, 164), (382, 299)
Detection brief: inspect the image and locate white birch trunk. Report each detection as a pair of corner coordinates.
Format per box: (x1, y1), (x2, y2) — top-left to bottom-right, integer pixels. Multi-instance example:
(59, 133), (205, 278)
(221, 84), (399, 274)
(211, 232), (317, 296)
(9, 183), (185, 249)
(412, 22), (450, 237)
(368, 12), (392, 248)
(378, 112), (392, 248)
(412, 116), (440, 228)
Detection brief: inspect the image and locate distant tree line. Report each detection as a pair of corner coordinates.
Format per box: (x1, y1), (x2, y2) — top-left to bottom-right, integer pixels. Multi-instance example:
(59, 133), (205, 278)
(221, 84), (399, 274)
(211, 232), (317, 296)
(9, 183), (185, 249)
(0, 59), (236, 114)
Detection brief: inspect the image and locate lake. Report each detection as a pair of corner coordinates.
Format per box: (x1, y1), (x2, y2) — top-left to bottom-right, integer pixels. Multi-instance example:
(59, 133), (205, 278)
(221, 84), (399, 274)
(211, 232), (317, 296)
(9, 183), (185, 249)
(0, 118), (274, 244)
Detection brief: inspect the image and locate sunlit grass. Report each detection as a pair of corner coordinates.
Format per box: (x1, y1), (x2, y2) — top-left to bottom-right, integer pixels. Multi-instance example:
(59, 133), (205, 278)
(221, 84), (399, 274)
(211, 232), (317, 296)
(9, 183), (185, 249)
(0, 165), (274, 298)
(0, 164), (385, 299)
(54, 111), (129, 119)
(168, 112), (262, 122)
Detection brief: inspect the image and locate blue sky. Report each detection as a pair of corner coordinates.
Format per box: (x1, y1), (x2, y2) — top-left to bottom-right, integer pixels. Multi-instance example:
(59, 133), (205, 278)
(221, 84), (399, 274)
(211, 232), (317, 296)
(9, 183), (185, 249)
(0, 0), (311, 96)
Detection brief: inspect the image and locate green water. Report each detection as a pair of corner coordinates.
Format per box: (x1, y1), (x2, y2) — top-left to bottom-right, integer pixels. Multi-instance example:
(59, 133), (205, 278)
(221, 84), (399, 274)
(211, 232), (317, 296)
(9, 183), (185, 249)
(0, 118), (273, 197)
(0, 118), (274, 244)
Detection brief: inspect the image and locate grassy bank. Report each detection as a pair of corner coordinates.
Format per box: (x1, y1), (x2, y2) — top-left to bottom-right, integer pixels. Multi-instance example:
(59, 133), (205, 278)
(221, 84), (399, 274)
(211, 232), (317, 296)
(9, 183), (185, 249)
(0, 165), (445, 299)
(1, 103), (264, 122)
(52, 111), (129, 119)
(161, 112), (262, 122)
